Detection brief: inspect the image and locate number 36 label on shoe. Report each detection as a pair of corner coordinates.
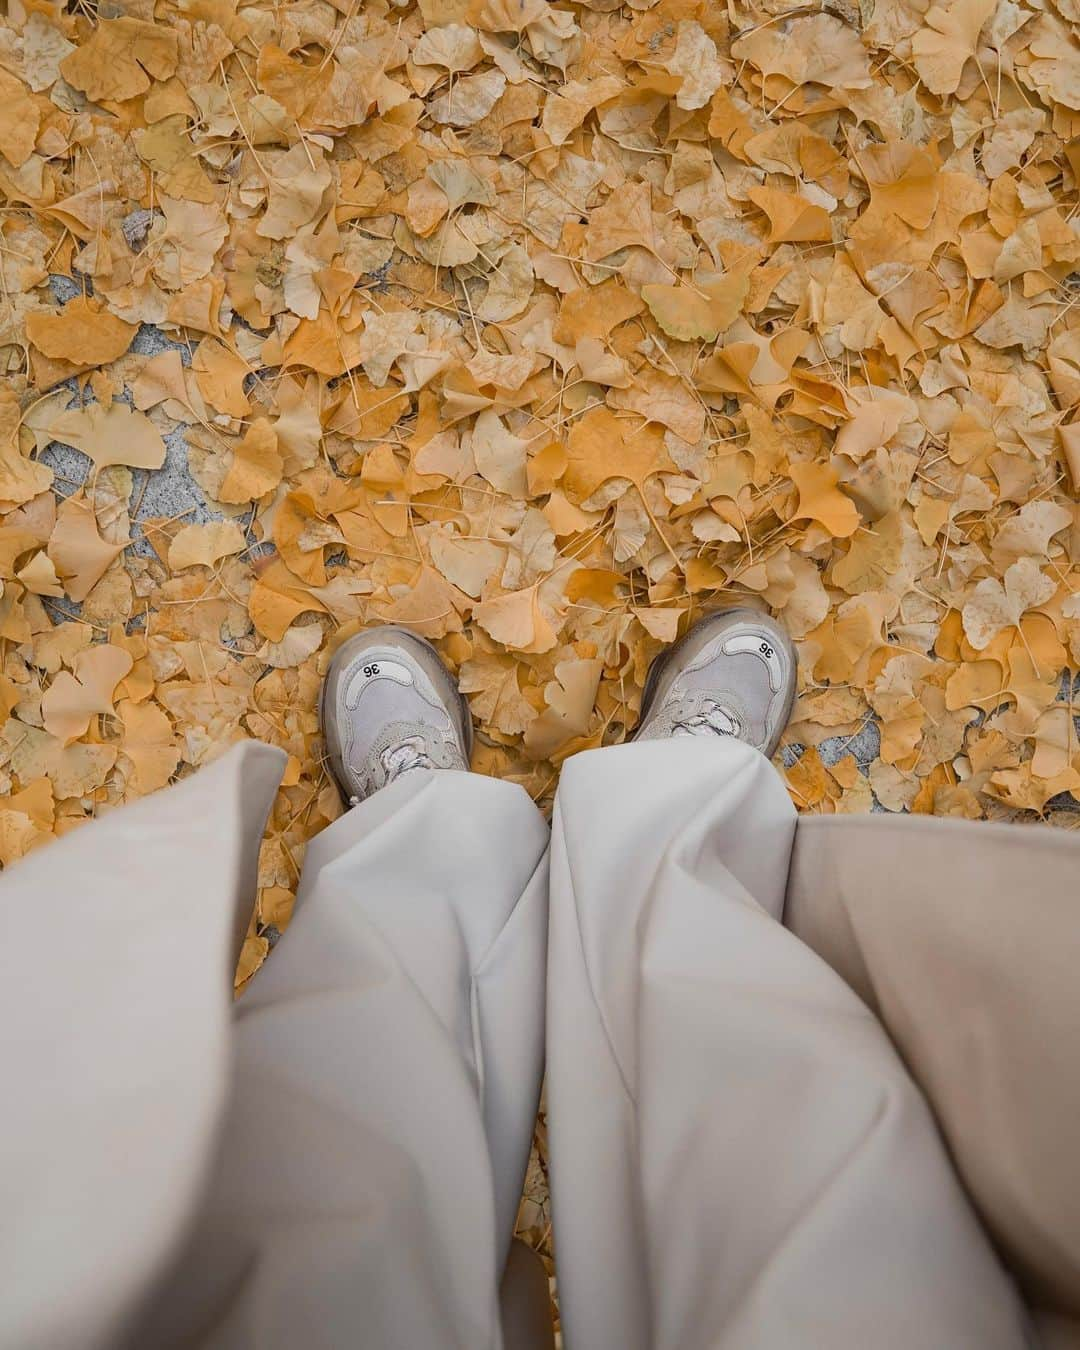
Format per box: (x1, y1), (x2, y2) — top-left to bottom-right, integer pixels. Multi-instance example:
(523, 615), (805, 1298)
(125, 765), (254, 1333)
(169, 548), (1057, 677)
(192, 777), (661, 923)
(721, 634), (784, 691)
(344, 659), (416, 704)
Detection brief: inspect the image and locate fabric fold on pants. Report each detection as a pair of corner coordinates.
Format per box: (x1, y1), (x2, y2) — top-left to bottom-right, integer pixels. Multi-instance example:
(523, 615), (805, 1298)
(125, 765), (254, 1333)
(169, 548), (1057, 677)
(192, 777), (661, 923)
(787, 812), (1080, 1341)
(546, 737), (1029, 1350)
(0, 740), (285, 1350)
(0, 734), (1058, 1350)
(129, 767), (550, 1350)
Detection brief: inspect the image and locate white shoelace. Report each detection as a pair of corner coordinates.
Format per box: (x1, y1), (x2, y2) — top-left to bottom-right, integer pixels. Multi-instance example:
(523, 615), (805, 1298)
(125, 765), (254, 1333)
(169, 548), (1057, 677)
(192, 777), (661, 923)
(673, 699), (741, 738)
(348, 740), (437, 806)
(381, 740), (436, 780)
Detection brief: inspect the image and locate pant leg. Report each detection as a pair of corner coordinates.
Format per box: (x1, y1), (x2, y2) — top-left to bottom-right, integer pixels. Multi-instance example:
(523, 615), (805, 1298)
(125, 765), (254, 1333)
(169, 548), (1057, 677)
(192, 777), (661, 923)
(546, 738), (1030, 1350)
(0, 741), (285, 1350)
(787, 813), (1080, 1337)
(132, 767), (551, 1350)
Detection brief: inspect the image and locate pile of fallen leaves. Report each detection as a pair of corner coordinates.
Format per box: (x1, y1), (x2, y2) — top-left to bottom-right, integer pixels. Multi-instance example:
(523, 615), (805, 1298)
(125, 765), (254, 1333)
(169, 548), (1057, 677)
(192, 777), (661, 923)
(1, 0), (1080, 987)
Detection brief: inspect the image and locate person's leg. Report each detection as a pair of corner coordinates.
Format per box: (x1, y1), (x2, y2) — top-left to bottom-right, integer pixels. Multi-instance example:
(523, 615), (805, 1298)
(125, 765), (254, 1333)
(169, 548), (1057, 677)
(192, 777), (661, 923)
(0, 740), (285, 1350)
(546, 609), (1030, 1350)
(130, 629), (551, 1350)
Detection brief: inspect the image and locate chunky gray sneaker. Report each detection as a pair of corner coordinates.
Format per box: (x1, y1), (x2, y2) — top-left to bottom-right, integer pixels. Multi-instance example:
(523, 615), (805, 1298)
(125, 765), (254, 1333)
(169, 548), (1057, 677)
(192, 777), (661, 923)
(636, 608), (797, 757)
(320, 626), (472, 805)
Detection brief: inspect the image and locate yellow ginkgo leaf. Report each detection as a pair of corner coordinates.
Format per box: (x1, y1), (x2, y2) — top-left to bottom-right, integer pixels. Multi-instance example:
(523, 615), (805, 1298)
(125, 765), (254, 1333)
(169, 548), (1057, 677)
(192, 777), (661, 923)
(248, 560), (331, 640)
(788, 461), (860, 537)
(632, 607), (685, 643)
(412, 23), (484, 71)
(429, 529), (506, 600)
(0, 67), (40, 168)
(41, 643), (133, 745)
(961, 558), (1056, 651)
(118, 699), (180, 795)
(0, 810), (44, 866)
(192, 338), (252, 418)
(132, 350), (190, 412)
(641, 271), (749, 342)
(219, 419), (284, 504)
(553, 280), (645, 345)
(257, 622), (325, 669)
(563, 406), (675, 501)
(60, 16), (177, 102)
(945, 659), (1006, 712)
(474, 585), (556, 653)
(26, 296), (138, 367)
(566, 568), (623, 607)
(912, 0), (997, 96)
(167, 521), (247, 572)
(458, 653), (537, 737)
(46, 494), (127, 602)
(16, 549), (64, 597)
(379, 566), (464, 640)
(45, 402), (166, 472)
(747, 185), (832, 244)
(523, 658), (603, 760)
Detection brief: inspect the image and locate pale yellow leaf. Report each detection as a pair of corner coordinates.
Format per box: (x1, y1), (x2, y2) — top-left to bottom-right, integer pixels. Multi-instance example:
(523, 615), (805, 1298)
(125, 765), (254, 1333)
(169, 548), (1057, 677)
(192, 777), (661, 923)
(168, 522), (247, 572)
(46, 402), (166, 471)
(962, 558), (1056, 651)
(41, 644), (133, 745)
